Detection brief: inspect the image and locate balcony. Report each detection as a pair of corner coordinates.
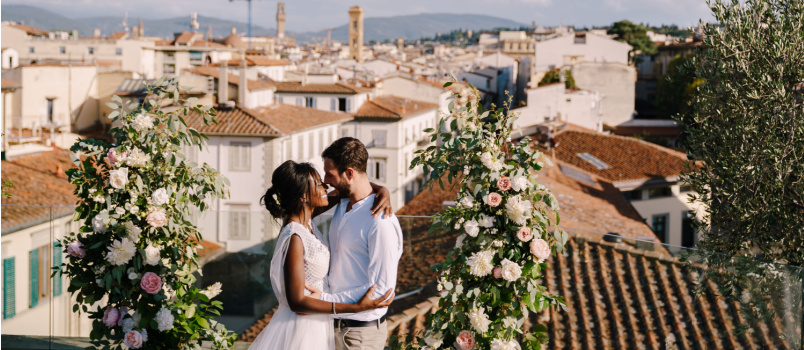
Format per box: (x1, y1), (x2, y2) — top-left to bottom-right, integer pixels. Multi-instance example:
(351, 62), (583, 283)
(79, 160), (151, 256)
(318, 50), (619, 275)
(1, 204), (802, 349)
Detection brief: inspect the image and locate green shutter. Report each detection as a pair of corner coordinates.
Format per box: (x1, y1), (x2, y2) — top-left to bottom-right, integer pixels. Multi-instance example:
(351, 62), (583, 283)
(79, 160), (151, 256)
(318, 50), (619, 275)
(53, 242), (62, 297)
(3, 258), (15, 319)
(29, 249), (38, 308)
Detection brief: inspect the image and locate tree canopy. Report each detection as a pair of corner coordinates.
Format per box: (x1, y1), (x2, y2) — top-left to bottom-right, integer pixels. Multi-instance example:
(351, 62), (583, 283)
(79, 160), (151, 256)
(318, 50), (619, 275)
(607, 20), (657, 64)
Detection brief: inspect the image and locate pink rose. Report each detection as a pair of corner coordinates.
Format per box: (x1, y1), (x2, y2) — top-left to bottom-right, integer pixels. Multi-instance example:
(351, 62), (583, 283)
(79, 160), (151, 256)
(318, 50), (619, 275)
(497, 176), (511, 191)
(103, 307), (119, 328)
(484, 192), (502, 207)
(456, 330), (475, 350)
(140, 272), (162, 294)
(124, 330), (143, 349)
(146, 208), (168, 228)
(516, 226), (533, 242)
(530, 239), (551, 262)
(493, 266), (502, 279)
(67, 241), (86, 258)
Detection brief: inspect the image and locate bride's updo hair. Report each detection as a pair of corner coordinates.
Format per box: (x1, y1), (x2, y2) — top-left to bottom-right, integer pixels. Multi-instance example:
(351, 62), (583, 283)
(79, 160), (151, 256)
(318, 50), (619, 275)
(261, 160), (319, 220)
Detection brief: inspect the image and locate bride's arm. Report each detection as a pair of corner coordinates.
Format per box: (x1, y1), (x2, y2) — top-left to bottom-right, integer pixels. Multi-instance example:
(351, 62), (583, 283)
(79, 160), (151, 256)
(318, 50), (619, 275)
(311, 182), (393, 218)
(284, 235), (393, 314)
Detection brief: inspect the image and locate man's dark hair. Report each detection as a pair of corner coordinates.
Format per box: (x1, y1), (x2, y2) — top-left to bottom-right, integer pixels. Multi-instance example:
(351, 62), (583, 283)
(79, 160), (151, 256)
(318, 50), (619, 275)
(322, 137), (368, 174)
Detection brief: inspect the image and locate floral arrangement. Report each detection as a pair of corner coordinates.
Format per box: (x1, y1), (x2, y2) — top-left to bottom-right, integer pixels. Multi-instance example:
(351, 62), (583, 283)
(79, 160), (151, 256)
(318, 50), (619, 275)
(406, 84), (568, 349)
(56, 79), (236, 349)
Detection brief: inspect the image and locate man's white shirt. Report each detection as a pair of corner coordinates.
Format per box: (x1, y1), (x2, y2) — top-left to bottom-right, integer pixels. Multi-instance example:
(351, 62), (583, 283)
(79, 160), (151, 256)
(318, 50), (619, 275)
(321, 193), (403, 321)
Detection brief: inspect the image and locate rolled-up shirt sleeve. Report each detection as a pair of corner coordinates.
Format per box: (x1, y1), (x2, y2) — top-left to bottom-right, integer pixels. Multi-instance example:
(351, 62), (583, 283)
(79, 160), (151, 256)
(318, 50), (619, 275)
(321, 218), (402, 304)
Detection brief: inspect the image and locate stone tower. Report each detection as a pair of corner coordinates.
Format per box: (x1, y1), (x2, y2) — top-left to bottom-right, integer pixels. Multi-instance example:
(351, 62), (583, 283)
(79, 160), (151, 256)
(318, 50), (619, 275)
(276, 2), (286, 39)
(348, 6), (364, 62)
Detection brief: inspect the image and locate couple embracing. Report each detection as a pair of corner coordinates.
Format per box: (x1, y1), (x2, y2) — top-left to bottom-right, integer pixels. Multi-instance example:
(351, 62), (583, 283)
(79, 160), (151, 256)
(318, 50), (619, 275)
(249, 137), (404, 350)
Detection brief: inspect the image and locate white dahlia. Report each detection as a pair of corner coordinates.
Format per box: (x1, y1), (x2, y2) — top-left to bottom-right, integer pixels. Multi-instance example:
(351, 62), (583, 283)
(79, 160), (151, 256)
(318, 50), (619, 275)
(466, 250), (494, 277)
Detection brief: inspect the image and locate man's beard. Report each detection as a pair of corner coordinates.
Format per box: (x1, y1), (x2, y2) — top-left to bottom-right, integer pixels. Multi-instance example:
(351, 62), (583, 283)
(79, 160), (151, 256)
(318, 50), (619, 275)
(333, 181), (350, 198)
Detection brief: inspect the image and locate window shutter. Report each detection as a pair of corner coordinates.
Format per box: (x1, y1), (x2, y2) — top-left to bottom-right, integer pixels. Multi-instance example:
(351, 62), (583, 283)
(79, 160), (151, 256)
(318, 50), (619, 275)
(229, 145), (236, 170)
(331, 98), (336, 112)
(297, 97), (303, 106)
(367, 159), (375, 180)
(241, 145), (249, 171)
(379, 160), (386, 181)
(346, 98), (351, 112)
(240, 212), (249, 239)
(3, 258), (15, 319)
(29, 249), (38, 308)
(52, 242), (62, 297)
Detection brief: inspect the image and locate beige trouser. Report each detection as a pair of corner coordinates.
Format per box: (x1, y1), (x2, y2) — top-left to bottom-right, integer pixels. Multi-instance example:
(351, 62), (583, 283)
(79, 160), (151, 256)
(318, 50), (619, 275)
(334, 320), (388, 350)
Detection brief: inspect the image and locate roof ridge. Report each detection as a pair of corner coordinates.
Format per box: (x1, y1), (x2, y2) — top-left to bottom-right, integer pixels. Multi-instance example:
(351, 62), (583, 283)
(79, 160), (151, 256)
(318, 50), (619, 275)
(366, 98), (402, 117)
(238, 106), (284, 135)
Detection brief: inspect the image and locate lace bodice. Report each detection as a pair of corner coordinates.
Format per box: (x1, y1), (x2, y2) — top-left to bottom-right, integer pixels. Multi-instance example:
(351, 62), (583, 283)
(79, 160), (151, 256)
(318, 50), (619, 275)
(281, 222), (330, 295)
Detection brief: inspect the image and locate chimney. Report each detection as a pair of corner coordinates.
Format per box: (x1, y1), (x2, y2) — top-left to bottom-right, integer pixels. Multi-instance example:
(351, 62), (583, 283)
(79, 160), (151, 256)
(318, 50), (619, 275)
(218, 60), (229, 104)
(238, 56), (248, 107)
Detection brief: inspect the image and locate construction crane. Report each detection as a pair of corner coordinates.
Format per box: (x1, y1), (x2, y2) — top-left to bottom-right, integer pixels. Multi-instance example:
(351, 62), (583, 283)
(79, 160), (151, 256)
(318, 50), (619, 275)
(228, 0), (261, 50)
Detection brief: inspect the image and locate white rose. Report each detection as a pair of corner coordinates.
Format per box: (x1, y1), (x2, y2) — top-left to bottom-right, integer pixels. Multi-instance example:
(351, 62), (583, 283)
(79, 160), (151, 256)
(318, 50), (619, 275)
(480, 152), (503, 172)
(479, 214), (495, 228)
(155, 308), (175, 332)
(490, 338), (518, 350)
(464, 220), (479, 237)
(505, 195), (532, 225)
(143, 244), (161, 265)
(109, 167), (129, 190)
(146, 207), (168, 228)
(132, 114), (155, 132)
(500, 258), (522, 282)
(459, 196), (474, 209)
(510, 175), (529, 192)
(151, 188), (169, 206)
(424, 333), (444, 348)
(455, 234), (466, 249)
(92, 210), (109, 233)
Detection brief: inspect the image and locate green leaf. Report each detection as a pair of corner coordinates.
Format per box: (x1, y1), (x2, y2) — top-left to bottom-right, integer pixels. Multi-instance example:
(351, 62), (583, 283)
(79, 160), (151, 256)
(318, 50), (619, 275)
(197, 317), (210, 329)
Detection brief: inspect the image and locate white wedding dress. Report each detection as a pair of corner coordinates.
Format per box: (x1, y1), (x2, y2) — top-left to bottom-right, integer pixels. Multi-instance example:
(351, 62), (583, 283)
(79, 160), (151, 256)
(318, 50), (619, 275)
(249, 221), (334, 350)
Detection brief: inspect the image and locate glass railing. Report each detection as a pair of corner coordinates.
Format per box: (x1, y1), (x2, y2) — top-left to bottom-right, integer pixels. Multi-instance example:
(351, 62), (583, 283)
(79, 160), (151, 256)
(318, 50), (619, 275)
(1, 204), (801, 349)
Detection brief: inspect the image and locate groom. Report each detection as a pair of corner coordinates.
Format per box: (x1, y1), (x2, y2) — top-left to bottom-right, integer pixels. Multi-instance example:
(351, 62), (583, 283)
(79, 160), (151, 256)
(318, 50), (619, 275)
(318, 137), (403, 350)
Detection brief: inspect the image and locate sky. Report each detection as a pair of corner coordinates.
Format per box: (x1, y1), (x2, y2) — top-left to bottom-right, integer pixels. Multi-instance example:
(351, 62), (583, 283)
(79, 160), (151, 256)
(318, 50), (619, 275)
(3, 0), (714, 33)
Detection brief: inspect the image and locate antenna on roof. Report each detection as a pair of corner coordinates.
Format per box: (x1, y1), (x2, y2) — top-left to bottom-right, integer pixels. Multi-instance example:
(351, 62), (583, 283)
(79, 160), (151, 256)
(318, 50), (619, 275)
(121, 12), (129, 34)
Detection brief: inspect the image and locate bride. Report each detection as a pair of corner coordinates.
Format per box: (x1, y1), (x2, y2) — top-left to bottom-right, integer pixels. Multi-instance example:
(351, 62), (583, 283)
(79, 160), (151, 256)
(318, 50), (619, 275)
(249, 160), (395, 349)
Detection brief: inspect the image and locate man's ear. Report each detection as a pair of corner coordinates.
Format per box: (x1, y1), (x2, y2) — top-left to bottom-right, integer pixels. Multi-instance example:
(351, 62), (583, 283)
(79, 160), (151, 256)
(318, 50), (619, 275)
(344, 168), (355, 181)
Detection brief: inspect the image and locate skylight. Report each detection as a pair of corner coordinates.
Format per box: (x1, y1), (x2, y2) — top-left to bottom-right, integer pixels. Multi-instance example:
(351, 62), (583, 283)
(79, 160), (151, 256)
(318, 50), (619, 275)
(576, 152), (611, 170)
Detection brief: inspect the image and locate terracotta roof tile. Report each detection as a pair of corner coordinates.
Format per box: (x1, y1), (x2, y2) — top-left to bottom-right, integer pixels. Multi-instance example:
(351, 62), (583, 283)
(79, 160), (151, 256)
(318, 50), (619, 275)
(183, 106), (281, 137)
(108, 32), (127, 40)
(1, 148), (78, 233)
(174, 32), (196, 45)
(2, 79), (21, 89)
(354, 96), (438, 121)
(184, 66), (275, 91)
(536, 129), (688, 184)
(8, 24), (48, 36)
(272, 81), (371, 95)
(251, 104), (352, 134)
(211, 56), (291, 67)
(190, 40), (228, 48)
(385, 236), (793, 349)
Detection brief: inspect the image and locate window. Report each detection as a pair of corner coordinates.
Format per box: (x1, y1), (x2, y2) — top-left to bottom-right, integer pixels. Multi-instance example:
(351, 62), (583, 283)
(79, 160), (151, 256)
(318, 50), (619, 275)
(353, 21), (358, 31)
(189, 51), (203, 60)
(680, 184), (693, 193)
(372, 130), (387, 147)
(305, 97), (314, 108)
(59, 46), (66, 54)
(624, 190), (642, 201)
(228, 205), (250, 240)
(165, 51), (175, 58)
(3, 257), (15, 319)
(88, 47), (95, 55)
(229, 142), (251, 171)
(651, 214), (669, 243)
(576, 153), (611, 170)
(52, 242), (62, 297)
(338, 98), (347, 112)
(367, 158), (386, 182)
(648, 186), (672, 198)
(682, 211), (695, 248)
(29, 47), (34, 54)
(29, 245), (50, 308)
(115, 47), (122, 56)
(163, 64), (175, 74)
(46, 99), (54, 123)
(297, 97), (304, 107)
(309, 133), (315, 158)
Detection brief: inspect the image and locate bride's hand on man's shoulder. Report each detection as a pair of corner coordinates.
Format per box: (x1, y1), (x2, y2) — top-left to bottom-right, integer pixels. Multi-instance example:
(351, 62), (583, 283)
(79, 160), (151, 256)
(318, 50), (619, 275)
(358, 285), (394, 312)
(371, 186), (393, 218)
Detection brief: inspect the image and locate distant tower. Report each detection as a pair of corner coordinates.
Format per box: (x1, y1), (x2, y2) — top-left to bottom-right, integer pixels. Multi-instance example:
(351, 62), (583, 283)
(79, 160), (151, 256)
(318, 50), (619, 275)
(138, 19), (144, 38)
(276, 2), (286, 39)
(348, 6), (364, 62)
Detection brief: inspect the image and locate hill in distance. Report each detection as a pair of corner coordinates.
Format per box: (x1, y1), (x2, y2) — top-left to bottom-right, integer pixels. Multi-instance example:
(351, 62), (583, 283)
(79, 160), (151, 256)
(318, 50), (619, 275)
(1, 4), (524, 43)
